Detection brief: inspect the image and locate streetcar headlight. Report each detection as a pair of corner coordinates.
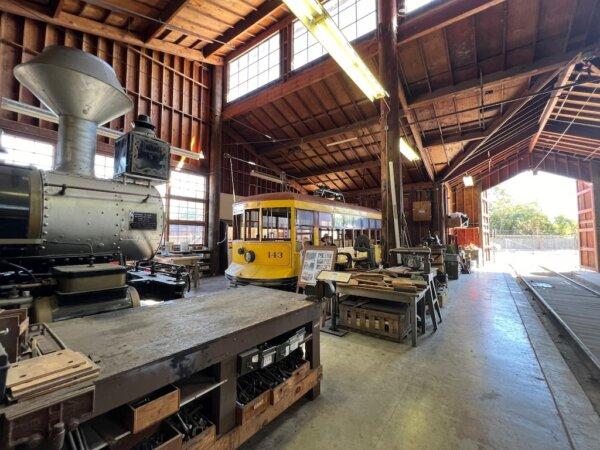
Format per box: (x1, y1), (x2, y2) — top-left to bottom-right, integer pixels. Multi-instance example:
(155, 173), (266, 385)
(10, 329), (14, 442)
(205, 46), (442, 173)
(244, 250), (256, 263)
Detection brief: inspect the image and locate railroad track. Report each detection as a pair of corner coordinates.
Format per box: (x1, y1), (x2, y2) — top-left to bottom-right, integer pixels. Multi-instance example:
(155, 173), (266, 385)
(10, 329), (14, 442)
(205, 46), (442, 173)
(516, 265), (600, 372)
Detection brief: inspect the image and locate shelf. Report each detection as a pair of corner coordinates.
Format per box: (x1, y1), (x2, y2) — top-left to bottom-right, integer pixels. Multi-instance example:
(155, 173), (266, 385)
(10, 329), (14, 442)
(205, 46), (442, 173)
(177, 375), (228, 407)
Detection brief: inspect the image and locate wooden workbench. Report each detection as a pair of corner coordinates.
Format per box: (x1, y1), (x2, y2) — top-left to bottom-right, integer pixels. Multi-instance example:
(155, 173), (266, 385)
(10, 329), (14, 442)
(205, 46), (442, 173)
(47, 286), (321, 434)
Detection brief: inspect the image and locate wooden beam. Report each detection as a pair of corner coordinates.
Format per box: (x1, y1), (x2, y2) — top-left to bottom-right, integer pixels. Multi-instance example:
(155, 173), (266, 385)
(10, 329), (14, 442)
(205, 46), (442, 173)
(294, 159), (381, 180)
(442, 66), (562, 181)
(408, 52), (572, 108)
(529, 59), (579, 152)
(256, 116), (380, 155)
(398, 85), (435, 181)
(0, 0), (222, 65)
(208, 66), (223, 273)
(48, 0), (65, 17)
(203, 1), (284, 57)
(544, 120), (600, 142)
(223, 127), (308, 194)
(144, 0), (190, 43)
(344, 182), (434, 197)
(398, 0), (505, 45)
(222, 37), (378, 119)
(423, 129), (487, 147)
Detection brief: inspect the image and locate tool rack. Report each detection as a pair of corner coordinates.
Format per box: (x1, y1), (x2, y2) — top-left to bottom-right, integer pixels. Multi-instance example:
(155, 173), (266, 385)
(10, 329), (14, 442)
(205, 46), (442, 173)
(0, 286), (321, 449)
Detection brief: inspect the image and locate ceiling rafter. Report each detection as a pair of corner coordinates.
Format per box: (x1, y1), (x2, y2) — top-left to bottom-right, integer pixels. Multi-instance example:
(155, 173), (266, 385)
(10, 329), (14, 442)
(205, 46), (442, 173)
(144, 0), (190, 42)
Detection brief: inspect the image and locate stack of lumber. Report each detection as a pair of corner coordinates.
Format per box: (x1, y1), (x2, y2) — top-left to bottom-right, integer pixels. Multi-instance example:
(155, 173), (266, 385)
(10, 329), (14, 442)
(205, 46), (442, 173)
(6, 349), (99, 400)
(341, 270), (427, 294)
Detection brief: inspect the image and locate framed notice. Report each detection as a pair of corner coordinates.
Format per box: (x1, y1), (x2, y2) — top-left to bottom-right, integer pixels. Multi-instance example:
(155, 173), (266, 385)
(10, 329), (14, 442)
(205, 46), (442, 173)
(298, 246), (338, 289)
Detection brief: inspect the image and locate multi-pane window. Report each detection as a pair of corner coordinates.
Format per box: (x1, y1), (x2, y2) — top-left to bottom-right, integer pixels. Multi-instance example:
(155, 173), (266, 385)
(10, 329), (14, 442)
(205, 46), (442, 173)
(292, 0), (377, 70)
(244, 209), (260, 241)
(228, 33), (280, 102)
(164, 171), (208, 245)
(262, 207), (291, 241)
(0, 133), (54, 170)
(296, 209), (315, 245)
(94, 154), (114, 179)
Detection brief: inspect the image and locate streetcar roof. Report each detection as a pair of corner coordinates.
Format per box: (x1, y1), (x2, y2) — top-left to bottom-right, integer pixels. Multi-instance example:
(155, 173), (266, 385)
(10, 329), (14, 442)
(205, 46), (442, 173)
(233, 192), (381, 215)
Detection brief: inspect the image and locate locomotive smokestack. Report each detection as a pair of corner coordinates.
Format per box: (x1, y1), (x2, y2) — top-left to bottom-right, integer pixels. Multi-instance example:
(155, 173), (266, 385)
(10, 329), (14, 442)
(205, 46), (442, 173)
(14, 46), (132, 177)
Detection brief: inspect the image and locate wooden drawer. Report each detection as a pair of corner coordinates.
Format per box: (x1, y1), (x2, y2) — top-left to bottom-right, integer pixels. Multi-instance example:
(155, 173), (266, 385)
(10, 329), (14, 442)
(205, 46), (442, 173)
(270, 361), (310, 405)
(127, 385), (180, 434)
(235, 389), (270, 425)
(155, 424), (183, 450)
(183, 424), (216, 450)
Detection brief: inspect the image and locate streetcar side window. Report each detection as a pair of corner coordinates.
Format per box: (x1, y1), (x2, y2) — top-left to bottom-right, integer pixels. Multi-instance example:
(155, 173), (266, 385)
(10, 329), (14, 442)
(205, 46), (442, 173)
(233, 213), (242, 240)
(244, 209), (260, 240)
(333, 213), (345, 247)
(296, 209), (314, 246)
(318, 212), (333, 245)
(262, 207), (291, 241)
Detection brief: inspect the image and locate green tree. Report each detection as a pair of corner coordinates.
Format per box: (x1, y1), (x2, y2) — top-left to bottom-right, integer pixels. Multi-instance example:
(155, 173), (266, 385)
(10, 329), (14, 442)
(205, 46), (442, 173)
(489, 189), (556, 235)
(552, 214), (577, 236)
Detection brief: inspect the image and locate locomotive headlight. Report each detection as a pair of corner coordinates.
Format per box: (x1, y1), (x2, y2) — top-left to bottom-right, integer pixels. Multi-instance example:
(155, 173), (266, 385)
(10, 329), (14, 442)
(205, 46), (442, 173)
(244, 250), (255, 263)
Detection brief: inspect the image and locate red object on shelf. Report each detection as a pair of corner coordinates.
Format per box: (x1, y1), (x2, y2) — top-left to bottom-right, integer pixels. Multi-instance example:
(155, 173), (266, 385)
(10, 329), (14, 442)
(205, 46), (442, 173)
(450, 227), (481, 247)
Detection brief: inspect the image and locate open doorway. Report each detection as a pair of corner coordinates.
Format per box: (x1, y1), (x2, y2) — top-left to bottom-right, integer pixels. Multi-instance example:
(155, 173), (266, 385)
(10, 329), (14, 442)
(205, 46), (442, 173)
(486, 171), (580, 272)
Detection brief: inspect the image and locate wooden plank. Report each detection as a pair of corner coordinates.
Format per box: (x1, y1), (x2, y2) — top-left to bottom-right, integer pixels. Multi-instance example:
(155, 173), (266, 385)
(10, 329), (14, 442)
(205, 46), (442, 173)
(0, 0), (222, 65)
(397, 0), (506, 46)
(202, 1), (284, 57)
(257, 116), (380, 156)
(144, 0), (190, 42)
(7, 349), (88, 387)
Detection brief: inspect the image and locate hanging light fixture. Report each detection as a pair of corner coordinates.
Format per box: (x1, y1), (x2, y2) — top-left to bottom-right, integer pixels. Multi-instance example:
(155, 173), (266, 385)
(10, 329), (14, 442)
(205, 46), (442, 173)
(283, 0), (387, 101)
(463, 175), (474, 187)
(399, 137), (420, 161)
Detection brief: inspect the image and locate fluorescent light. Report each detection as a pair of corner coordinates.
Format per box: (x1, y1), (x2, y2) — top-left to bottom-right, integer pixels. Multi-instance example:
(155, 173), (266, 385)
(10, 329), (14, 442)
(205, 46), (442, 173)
(463, 175), (474, 187)
(326, 136), (358, 147)
(250, 169), (283, 184)
(399, 137), (420, 161)
(283, 0), (387, 101)
(248, 161), (257, 166)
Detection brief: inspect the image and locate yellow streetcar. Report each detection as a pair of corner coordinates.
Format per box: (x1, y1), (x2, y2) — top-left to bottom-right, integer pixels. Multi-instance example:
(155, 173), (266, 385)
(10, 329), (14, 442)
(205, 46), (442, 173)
(225, 192), (382, 288)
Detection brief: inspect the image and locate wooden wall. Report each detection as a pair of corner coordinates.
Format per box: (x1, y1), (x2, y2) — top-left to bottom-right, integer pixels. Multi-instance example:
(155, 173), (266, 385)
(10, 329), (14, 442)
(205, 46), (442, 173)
(447, 185), (481, 227)
(0, 12), (211, 173)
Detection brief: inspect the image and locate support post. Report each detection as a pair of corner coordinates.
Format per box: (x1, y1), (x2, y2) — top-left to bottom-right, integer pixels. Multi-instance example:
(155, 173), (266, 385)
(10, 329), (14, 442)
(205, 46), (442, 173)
(208, 66), (224, 274)
(378, 0), (403, 262)
(432, 182), (447, 243)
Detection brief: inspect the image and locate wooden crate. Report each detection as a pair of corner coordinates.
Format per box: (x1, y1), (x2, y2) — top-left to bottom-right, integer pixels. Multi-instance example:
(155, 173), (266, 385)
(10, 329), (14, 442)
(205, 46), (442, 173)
(339, 300), (410, 342)
(270, 361), (310, 405)
(184, 424), (216, 450)
(126, 385), (180, 434)
(235, 389), (270, 425)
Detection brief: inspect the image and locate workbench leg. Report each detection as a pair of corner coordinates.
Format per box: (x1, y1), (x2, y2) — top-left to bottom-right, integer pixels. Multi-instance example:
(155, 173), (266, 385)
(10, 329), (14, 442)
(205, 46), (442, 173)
(411, 300), (418, 347)
(211, 357), (237, 435)
(305, 320), (321, 399)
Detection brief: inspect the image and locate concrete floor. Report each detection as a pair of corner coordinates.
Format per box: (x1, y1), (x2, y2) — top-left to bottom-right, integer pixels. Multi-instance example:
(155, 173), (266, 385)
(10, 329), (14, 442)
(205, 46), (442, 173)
(213, 266), (600, 450)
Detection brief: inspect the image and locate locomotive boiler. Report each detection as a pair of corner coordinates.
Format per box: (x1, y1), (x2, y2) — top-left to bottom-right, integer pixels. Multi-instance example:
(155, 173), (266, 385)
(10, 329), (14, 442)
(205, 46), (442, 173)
(0, 46), (184, 321)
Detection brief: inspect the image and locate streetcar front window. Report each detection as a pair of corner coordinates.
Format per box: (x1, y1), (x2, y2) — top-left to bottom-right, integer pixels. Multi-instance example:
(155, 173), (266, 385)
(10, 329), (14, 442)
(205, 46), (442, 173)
(262, 207), (291, 241)
(233, 213), (242, 240)
(244, 209), (260, 240)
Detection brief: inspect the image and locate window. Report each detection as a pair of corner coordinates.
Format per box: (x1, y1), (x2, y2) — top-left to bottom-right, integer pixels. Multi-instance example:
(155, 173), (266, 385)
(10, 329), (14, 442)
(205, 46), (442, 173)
(228, 33), (280, 102)
(94, 154), (114, 179)
(296, 209), (314, 245)
(318, 212), (333, 244)
(233, 213), (242, 240)
(168, 224), (205, 246)
(262, 207), (291, 241)
(292, 0), (377, 70)
(244, 209), (260, 240)
(164, 171), (207, 245)
(0, 133), (54, 170)
(170, 171), (207, 199)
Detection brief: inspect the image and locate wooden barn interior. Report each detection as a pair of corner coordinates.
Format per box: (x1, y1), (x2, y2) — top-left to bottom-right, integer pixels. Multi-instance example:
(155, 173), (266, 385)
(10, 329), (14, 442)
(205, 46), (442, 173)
(0, 0), (599, 449)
